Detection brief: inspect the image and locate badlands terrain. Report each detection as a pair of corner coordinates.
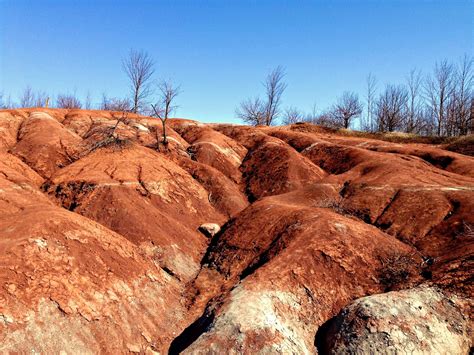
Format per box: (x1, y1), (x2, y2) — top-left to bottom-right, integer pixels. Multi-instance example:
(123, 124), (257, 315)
(0, 108), (472, 354)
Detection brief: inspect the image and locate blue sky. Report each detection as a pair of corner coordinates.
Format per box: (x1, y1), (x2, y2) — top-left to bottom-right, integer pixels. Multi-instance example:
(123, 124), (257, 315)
(0, 0), (472, 123)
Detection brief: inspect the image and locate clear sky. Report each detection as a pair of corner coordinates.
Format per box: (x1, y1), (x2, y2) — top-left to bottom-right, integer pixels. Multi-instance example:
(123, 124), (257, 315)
(0, 0), (472, 123)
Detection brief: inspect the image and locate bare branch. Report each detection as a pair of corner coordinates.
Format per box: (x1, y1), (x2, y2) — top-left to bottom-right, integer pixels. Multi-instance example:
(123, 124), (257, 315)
(263, 66), (287, 125)
(424, 60), (455, 136)
(101, 94), (131, 111)
(19, 86), (35, 108)
(375, 85), (408, 132)
(122, 49), (155, 114)
(283, 106), (305, 125)
(405, 68), (424, 133)
(329, 91), (363, 129)
(236, 97), (265, 125)
(56, 94), (82, 109)
(365, 73), (377, 131)
(151, 80), (181, 147)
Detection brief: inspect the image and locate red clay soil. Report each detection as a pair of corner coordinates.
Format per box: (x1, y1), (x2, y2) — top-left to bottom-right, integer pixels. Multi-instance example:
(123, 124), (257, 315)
(0, 109), (472, 353)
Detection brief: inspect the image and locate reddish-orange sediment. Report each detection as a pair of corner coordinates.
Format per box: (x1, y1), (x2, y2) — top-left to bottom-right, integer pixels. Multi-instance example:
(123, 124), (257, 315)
(0, 109), (472, 353)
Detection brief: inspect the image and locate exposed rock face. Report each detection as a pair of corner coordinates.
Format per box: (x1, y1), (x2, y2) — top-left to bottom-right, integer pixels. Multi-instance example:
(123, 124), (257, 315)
(0, 109), (473, 353)
(318, 286), (472, 354)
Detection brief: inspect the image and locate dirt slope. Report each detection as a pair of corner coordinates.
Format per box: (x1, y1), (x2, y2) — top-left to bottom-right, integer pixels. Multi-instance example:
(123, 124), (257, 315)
(0, 109), (472, 353)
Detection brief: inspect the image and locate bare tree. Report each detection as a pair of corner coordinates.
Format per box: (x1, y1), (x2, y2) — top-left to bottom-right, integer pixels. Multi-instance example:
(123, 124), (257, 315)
(56, 94), (82, 109)
(405, 68), (424, 133)
(329, 91), (363, 129)
(35, 91), (49, 108)
(236, 97), (266, 125)
(19, 86), (35, 108)
(452, 55), (473, 135)
(263, 66), (287, 125)
(375, 84), (408, 132)
(312, 111), (338, 128)
(122, 49), (155, 114)
(1, 94), (15, 109)
(303, 102), (319, 123)
(151, 80), (180, 147)
(84, 91), (93, 109)
(425, 60), (455, 136)
(236, 66), (286, 126)
(365, 73), (377, 131)
(101, 94), (131, 111)
(283, 106), (305, 125)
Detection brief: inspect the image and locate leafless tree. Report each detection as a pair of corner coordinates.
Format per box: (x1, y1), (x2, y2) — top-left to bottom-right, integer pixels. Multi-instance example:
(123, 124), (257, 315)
(56, 94), (82, 109)
(452, 55), (473, 135)
(236, 97), (266, 125)
(35, 91), (49, 107)
(0, 94), (15, 109)
(312, 111), (338, 128)
(425, 60), (455, 136)
(375, 84), (408, 132)
(303, 102), (319, 123)
(101, 94), (131, 111)
(19, 86), (35, 108)
(236, 66), (286, 126)
(122, 49), (155, 114)
(405, 69), (424, 133)
(283, 106), (305, 125)
(329, 91), (363, 129)
(151, 80), (180, 147)
(263, 66), (287, 125)
(364, 73), (377, 131)
(84, 91), (93, 109)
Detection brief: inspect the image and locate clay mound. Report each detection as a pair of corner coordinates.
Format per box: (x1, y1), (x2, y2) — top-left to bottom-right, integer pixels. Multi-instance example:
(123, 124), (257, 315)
(62, 111), (94, 137)
(44, 143), (225, 281)
(0, 177), (187, 353)
(212, 124), (270, 149)
(175, 156), (249, 217)
(298, 141), (474, 227)
(361, 143), (474, 178)
(177, 195), (417, 353)
(266, 128), (327, 151)
(241, 137), (325, 201)
(0, 152), (44, 187)
(0, 108), (473, 353)
(170, 122), (247, 183)
(0, 110), (27, 151)
(10, 112), (82, 178)
(58, 110), (190, 159)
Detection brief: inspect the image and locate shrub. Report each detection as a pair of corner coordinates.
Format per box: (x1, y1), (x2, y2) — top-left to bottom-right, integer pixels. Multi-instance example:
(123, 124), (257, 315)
(316, 195), (355, 217)
(378, 252), (417, 290)
(444, 135), (474, 156)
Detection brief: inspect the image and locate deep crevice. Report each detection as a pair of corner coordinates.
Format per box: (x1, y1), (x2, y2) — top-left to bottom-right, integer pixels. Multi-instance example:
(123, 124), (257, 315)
(373, 189), (401, 227)
(314, 316), (337, 355)
(168, 307), (216, 355)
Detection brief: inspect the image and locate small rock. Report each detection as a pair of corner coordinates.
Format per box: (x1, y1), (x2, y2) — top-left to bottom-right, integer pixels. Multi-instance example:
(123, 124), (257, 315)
(199, 223), (220, 238)
(127, 344), (141, 353)
(0, 314), (14, 324)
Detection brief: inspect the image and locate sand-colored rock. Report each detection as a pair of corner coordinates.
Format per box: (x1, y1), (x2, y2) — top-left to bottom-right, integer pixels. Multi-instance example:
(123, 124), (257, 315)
(319, 286), (471, 354)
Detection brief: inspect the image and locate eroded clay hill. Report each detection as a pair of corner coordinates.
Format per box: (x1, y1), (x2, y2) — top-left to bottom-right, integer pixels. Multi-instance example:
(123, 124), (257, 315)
(0, 108), (472, 354)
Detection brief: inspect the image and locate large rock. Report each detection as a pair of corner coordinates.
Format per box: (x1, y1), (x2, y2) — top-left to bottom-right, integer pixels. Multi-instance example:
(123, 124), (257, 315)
(318, 286), (472, 354)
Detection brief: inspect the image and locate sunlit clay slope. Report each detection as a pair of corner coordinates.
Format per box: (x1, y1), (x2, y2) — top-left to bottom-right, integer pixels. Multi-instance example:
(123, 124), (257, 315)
(0, 108), (473, 354)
